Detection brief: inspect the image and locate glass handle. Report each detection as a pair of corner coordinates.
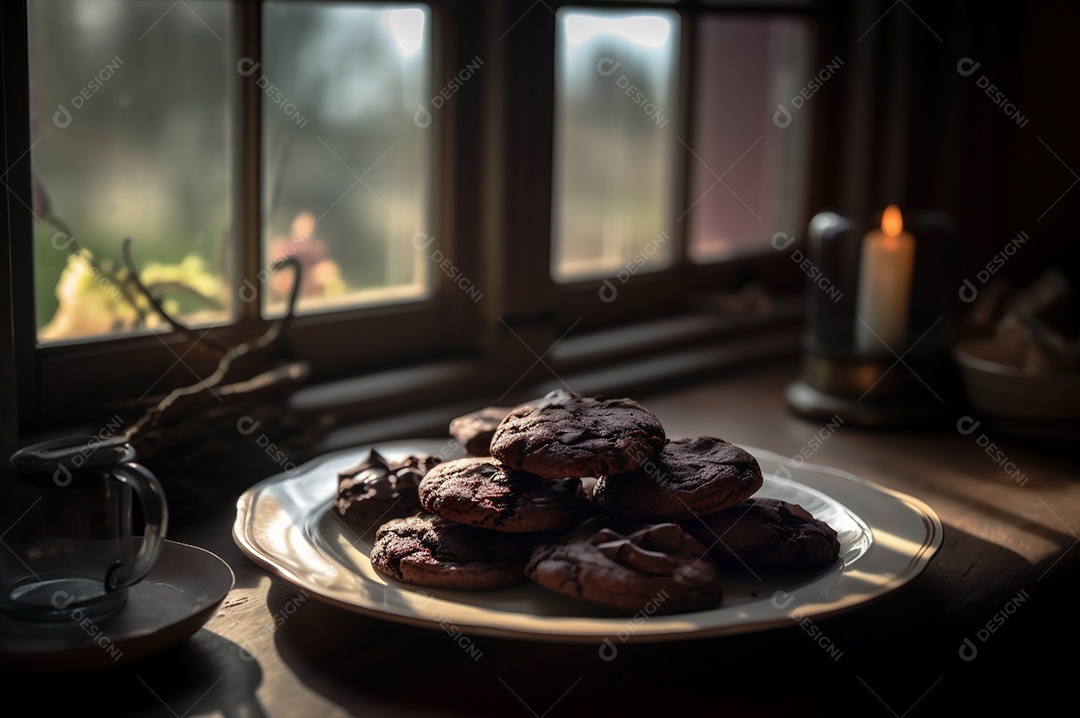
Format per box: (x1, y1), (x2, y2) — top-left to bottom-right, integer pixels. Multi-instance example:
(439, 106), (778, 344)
(105, 462), (169, 592)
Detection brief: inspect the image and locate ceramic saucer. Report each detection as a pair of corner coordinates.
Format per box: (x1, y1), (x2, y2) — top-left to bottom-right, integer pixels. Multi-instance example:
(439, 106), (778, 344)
(0, 540), (234, 674)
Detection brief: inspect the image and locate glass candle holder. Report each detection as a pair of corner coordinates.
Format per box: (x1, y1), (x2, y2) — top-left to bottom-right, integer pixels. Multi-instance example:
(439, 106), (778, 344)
(786, 207), (958, 426)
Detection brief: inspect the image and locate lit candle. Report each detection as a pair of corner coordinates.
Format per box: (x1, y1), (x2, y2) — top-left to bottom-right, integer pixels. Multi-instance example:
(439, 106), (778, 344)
(855, 205), (915, 353)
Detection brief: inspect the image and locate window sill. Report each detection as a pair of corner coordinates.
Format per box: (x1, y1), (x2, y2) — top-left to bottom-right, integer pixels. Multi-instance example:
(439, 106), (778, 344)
(22, 293), (804, 526)
(292, 293), (805, 454)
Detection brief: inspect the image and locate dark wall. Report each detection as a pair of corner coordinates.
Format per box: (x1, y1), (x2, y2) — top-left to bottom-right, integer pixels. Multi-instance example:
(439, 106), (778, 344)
(813, 0), (1079, 295)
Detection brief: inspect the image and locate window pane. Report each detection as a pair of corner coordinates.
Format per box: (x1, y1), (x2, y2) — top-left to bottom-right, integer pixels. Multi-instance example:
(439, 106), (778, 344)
(262, 3), (432, 316)
(29, 0), (233, 343)
(689, 16), (811, 262)
(552, 9), (679, 282)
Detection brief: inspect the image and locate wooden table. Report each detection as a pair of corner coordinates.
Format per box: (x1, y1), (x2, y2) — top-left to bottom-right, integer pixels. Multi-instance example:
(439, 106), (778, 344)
(11, 362), (1079, 715)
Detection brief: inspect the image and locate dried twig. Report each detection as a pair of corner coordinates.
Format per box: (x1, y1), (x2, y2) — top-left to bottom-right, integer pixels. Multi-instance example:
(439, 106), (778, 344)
(143, 281), (225, 310)
(125, 256), (303, 444)
(122, 238), (228, 354)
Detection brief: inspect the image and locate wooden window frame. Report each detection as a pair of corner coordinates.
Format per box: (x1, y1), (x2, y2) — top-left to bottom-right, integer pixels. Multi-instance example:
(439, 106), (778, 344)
(2, 0), (823, 445)
(491, 0), (821, 336)
(2, 0), (483, 430)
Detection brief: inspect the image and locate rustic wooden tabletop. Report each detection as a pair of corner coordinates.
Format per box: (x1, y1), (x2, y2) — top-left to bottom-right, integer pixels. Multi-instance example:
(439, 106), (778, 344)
(9, 362), (1079, 716)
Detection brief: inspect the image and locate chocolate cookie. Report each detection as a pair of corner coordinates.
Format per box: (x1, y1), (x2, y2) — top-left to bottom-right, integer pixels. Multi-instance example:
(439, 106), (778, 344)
(370, 515), (532, 590)
(447, 391), (575, 456)
(526, 518), (723, 614)
(418, 457), (590, 533)
(683, 498), (841, 566)
(449, 406), (513, 456)
(490, 393), (666, 479)
(333, 449), (441, 531)
(592, 437), (763, 521)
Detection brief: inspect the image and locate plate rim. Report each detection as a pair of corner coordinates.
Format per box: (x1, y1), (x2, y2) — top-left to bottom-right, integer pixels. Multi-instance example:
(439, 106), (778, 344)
(233, 441), (943, 643)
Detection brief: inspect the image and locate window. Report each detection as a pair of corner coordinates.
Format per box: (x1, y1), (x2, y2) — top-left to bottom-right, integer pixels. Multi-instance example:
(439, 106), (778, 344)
(28, 1), (437, 342)
(2, 0), (815, 434)
(261, 3), (433, 316)
(552, 9), (679, 282)
(29, 0), (234, 342)
(5, 0), (469, 426)
(689, 14), (811, 262)
(545, 2), (812, 331)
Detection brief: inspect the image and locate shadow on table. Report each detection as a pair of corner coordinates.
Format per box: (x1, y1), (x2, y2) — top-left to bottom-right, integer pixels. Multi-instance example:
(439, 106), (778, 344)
(10, 628), (266, 718)
(267, 522), (1079, 717)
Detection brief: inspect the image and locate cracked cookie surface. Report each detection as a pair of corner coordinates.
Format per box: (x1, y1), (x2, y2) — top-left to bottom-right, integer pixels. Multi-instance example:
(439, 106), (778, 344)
(449, 407), (514, 456)
(525, 517), (723, 613)
(333, 449), (442, 532)
(593, 437), (763, 521)
(490, 393), (666, 479)
(683, 498), (841, 566)
(370, 514), (533, 590)
(419, 457), (591, 533)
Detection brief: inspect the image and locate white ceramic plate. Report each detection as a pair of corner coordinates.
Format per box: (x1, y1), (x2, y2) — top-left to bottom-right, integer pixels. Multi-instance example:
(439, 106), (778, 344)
(0, 540), (234, 674)
(233, 440), (941, 643)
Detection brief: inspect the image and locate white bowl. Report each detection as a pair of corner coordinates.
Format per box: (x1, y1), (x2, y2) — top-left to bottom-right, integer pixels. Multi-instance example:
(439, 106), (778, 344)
(954, 337), (1080, 445)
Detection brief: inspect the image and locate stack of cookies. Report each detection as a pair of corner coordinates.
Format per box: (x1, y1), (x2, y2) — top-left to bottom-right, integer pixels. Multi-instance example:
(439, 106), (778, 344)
(335, 391), (840, 616)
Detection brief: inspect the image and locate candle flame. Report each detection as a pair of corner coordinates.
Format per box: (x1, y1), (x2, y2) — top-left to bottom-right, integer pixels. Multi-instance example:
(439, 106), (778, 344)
(881, 204), (903, 237)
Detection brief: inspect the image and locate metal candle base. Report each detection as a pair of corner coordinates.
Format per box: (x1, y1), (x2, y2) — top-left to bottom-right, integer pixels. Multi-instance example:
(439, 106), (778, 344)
(785, 348), (956, 427)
